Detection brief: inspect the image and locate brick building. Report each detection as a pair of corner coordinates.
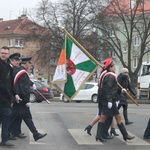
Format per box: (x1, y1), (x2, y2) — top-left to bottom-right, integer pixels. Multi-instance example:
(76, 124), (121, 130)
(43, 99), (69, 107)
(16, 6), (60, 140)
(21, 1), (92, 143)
(0, 14), (54, 81)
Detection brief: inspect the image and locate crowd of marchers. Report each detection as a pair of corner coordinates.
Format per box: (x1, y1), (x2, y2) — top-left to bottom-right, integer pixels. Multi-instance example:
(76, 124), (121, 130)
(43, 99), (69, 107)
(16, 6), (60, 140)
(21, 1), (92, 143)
(0, 46), (47, 148)
(85, 58), (150, 142)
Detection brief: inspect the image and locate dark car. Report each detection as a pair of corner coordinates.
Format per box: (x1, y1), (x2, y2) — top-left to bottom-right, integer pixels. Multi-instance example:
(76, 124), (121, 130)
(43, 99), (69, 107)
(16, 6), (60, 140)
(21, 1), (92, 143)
(30, 79), (54, 103)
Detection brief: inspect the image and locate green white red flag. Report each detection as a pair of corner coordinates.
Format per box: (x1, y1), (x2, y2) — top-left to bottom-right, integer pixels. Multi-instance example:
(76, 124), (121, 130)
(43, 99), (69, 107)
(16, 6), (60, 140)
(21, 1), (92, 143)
(52, 34), (99, 101)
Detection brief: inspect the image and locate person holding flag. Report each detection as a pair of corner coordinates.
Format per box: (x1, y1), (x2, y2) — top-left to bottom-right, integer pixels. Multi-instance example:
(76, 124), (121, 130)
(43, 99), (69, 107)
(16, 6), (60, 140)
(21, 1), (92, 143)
(84, 62), (118, 139)
(95, 58), (135, 142)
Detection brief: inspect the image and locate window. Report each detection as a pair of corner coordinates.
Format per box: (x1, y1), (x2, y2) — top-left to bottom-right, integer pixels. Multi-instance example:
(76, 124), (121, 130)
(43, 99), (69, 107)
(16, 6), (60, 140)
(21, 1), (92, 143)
(81, 83), (94, 90)
(34, 81), (41, 88)
(133, 35), (141, 46)
(111, 50), (116, 58)
(122, 46), (127, 53)
(133, 57), (139, 68)
(7, 39), (13, 47)
(86, 84), (94, 89)
(130, 0), (136, 9)
(141, 65), (150, 76)
(109, 29), (115, 37)
(15, 39), (24, 47)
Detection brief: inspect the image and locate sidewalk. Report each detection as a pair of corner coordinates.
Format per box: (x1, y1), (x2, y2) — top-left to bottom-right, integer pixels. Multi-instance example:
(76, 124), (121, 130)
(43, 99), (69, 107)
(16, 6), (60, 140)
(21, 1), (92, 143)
(52, 97), (150, 104)
(127, 98), (150, 104)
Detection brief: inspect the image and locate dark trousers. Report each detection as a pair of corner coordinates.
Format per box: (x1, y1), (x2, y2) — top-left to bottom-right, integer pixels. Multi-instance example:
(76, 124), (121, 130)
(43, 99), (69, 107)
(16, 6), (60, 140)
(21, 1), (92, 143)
(9, 105), (38, 136)
(14, 117), (22, 135)
(9, 116), (22, 136)
(0, 106), (12, 143)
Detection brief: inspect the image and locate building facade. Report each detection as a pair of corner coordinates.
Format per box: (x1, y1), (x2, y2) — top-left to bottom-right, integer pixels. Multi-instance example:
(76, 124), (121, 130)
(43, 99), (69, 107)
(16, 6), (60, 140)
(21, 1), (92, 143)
(0, 14), (56, 82)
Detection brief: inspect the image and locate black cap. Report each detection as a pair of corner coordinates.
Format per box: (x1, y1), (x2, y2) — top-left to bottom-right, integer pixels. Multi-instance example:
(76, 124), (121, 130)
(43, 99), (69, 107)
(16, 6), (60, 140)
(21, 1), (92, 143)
(9, 53), (21, 60)
(20, 56), (32, 64)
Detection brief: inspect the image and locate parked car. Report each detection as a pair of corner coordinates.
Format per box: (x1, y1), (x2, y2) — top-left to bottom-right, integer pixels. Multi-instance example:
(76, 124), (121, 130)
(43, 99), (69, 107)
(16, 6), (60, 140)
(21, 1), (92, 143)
(60, 82), (98, 103)
(30, 79), (54, 103)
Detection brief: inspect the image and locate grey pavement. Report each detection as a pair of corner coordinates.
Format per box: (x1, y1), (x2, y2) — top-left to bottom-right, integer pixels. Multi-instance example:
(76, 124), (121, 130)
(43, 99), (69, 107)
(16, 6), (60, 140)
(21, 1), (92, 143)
(0, 101), (150, 150)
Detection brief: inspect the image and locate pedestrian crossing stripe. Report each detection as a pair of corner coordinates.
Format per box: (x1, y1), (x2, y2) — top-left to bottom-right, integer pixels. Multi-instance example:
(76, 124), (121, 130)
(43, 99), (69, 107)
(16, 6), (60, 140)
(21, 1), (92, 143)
(68, 129), (103, 145)
(68, 129), (150, 145)
(0, 128), (150, 145)
(116, 129), (150, 145)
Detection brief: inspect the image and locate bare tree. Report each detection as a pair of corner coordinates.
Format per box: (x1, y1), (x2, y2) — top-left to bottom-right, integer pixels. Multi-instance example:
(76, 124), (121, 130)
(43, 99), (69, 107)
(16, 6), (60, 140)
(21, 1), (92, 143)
(92, 0), (150, 86)
(30, 0), (105, 63)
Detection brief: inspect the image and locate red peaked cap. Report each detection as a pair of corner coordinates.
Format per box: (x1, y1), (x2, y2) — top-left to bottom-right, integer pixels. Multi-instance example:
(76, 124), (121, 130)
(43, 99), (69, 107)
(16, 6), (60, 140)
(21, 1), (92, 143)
(103, 58), (114, 70)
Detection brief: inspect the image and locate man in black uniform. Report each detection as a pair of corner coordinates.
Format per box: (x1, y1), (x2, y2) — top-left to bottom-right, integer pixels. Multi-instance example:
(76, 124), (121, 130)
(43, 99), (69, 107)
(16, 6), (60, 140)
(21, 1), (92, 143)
(8, 53), (26, 140)
(0, 46), (20, 147)
(13, 56), (47, 141)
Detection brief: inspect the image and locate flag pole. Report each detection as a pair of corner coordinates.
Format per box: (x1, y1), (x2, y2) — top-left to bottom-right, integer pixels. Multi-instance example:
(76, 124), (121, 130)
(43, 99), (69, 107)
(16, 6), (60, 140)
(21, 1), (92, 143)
(58, 26), (101, 67)
(58, 26), (138, 106)
(117, 83), (139, 106)
(35, 89), (50, 104)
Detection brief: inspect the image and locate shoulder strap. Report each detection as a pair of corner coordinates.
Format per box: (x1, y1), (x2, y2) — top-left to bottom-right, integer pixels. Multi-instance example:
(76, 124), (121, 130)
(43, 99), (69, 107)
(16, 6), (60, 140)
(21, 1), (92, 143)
(98, 70), (107, 88)
(103, 72), (117, 81)
(14, 70), (28, 85)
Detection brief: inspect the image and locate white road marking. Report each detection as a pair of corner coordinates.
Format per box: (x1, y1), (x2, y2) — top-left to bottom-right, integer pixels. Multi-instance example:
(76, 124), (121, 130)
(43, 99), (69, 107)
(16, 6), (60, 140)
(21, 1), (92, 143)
(68, 129), (150, 145)
(0, 127), (150, 146)
(68, 129), (103, 145)
(113, 129), (150, 145)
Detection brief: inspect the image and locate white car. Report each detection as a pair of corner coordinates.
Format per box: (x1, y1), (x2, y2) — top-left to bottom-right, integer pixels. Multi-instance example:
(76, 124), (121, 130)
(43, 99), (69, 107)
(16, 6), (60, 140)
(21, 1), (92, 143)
(60, 82), (98, 103)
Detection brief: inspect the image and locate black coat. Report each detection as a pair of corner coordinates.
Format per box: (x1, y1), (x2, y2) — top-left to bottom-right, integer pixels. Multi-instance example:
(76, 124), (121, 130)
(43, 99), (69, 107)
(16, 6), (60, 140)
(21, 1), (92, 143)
(117, 73), (135, 95)
(117, 73), (135, 105)
(0, 59), (16, 107)
(13, 66), (33, 105)
(98, 72), (119, 107)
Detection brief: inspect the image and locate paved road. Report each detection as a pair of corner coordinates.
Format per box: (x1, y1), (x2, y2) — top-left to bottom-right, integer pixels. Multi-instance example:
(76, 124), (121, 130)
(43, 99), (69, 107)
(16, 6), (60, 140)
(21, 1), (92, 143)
(0, 101), (150, 150)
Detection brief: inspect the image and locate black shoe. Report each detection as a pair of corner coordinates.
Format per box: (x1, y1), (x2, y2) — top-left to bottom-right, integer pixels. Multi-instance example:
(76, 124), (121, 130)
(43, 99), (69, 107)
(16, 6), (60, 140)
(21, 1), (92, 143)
(110, 128), (119, 136)
(125, 121), (133, 125)
(143, 136), (150, 139)
(34, 133), (47, 141)
(123, 135), (135, 141)
(0, 141), (14, 147)
(16, 133), (27, 139)
(103, 135), (114, 139)
(95, 136), (107, 142)
(84, 125), (92, 135)
(9, 134), (17, 140)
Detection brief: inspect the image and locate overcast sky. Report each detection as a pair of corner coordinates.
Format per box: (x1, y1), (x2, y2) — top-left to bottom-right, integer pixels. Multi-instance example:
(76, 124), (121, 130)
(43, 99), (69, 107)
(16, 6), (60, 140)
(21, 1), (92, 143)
(0, 0), (57, 21)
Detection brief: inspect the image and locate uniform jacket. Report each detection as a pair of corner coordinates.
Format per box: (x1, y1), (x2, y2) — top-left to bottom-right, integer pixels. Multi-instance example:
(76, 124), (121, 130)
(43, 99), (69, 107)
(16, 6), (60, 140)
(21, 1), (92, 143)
(0, 59), (16, 107)
(98, 71), (119, 106)
(13, 65), (33, 105)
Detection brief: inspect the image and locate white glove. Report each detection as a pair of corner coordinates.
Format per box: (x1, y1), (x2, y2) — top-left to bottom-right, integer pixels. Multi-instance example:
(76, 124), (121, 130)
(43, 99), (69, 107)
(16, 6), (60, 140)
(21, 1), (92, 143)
(26, 102), (31, 107)
(116, 101), (119, 107)
(15, 95), (22, 103)
(32, 84), (36, 90)
(122, 88), (127, 93)
(108, 102), (112, 109)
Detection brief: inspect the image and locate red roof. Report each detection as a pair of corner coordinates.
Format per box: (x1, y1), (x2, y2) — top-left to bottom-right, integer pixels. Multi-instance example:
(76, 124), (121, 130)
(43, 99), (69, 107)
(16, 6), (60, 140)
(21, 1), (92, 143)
(101, 0), (150, 16)
(0, 15), (50, 36)
(0, 16), (30, 35)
